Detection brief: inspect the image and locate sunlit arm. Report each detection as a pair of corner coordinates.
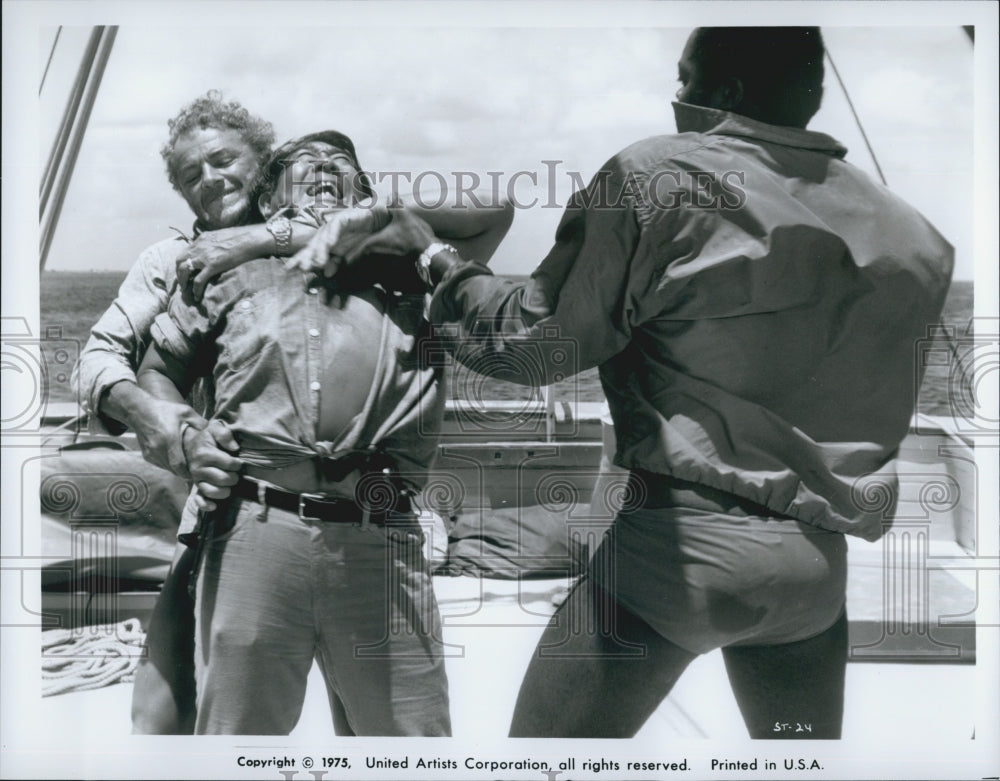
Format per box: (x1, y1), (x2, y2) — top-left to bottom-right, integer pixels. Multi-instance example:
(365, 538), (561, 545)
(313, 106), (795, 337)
(407, 193), (514, 261)
(136, 342), (194, 406)
(289, 193), (514, 276)
(179, 222), (322, 301)
(136, 343), (242, 505)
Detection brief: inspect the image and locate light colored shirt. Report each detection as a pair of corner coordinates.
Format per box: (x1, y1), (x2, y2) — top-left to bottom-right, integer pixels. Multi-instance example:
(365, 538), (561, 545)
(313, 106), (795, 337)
(151, 255), (443, 489)
(73, 235), (190, 435)
(430, 101), (954, 541)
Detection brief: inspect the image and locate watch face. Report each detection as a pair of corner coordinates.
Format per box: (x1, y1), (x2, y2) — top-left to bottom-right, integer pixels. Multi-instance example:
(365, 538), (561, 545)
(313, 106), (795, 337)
(268, 216), (290, 234)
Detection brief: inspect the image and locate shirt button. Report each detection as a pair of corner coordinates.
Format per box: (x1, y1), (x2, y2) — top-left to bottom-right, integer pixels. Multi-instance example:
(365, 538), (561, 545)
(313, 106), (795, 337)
(307, 287), (318, 295)
(310, 381), (321, 391)
(241, 300), (252, 309)
(308, 328), (320, 337)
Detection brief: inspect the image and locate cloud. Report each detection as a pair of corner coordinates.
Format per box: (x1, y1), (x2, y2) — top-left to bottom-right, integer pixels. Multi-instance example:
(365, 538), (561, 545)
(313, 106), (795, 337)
(39, 24), (974, 279)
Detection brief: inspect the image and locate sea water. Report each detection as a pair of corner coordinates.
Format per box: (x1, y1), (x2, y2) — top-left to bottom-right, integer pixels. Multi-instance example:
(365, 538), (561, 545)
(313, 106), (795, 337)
(39, 272), (974, 417)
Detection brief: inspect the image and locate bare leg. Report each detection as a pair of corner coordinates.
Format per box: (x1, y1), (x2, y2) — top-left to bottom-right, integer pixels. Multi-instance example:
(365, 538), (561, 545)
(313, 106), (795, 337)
(722, 610), (847, 739)
(509, 578), (696, 738)
(130, 544), (197, 734)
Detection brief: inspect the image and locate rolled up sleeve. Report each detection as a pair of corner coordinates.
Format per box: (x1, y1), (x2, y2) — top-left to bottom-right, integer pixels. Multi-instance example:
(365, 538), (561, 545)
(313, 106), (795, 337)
(73, 238), (185, 434)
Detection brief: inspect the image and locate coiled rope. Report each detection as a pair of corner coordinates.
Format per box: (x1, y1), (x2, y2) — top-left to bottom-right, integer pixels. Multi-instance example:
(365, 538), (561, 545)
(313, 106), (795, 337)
(42, 618), (146, 697)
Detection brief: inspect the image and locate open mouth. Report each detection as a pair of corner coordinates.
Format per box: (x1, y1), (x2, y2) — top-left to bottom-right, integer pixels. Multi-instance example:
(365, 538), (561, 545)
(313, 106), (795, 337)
(306, 181), (342, 199)
(204, 188), (242, 212)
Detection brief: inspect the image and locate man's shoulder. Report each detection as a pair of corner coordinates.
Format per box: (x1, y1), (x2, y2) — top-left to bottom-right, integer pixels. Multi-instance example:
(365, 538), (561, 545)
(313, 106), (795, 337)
(132, 234), (189, 275)
(116, 234), (189, 293)
(613, 131), (720, 171)
(140, 233), (190, 259)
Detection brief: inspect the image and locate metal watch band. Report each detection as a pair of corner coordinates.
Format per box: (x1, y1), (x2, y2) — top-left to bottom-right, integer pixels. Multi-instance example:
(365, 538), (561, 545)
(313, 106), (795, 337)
(266, 213), (293, 254)
(417, 242), (457, 286)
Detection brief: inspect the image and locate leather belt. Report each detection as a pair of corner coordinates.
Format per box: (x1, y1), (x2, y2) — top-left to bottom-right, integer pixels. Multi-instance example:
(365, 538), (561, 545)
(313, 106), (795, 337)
(230, 475), (413, 525)
(627, 468), (795, 519)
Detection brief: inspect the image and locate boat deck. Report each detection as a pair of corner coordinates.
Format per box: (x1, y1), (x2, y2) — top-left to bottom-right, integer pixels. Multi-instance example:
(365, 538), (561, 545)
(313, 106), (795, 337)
(31, 403), (982, 743)
(35, 571), (978, 744)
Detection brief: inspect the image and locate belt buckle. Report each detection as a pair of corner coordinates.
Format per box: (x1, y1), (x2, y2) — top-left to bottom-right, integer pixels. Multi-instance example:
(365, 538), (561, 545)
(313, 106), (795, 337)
(297, 491), (327, 522)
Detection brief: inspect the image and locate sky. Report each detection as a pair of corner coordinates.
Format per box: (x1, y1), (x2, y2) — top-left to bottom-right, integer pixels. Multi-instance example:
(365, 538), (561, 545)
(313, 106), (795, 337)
(32, 15), (978, 278)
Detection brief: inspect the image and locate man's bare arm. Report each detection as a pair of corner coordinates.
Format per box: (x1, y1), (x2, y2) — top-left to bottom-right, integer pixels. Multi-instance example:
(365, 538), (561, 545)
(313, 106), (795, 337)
(137, 345), (242, 508)
(406, 196), (514, 261)
(288, 195), (513, 277)
(99, 380), (209, 478)
(178, 223), (317, 301)
(182, 196), (512, 298)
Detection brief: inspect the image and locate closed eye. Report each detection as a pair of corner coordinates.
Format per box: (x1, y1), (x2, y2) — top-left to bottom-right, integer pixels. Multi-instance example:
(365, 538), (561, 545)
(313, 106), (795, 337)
(209, 153), (237, 168)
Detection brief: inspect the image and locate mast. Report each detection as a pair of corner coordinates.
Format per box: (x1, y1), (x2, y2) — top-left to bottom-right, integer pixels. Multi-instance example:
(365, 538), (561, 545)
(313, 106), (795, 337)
(39, 26), (118, 272)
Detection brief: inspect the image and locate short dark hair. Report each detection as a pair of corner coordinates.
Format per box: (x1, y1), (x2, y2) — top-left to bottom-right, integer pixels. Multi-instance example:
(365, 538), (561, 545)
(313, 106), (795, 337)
(260, 129), (376, 203)
(160, 90), (275, 191)
(688, 27), (825, 127)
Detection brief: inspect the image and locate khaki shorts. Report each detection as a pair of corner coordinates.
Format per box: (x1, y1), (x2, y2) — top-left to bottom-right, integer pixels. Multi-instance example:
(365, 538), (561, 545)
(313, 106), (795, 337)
(589, 506), (847, 655)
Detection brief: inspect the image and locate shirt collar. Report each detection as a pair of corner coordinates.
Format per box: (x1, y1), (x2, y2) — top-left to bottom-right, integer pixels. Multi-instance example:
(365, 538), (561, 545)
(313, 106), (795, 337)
(672, 101), (848, 159)
(168, 220), (203, 243)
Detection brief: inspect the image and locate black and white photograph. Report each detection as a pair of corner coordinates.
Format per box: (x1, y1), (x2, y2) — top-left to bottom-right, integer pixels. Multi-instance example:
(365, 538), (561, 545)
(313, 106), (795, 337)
(2, 1), (998, 779)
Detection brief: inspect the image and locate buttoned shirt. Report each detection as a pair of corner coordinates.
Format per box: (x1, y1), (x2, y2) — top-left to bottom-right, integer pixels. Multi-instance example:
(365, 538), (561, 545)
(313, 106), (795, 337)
(151, 250), (442, 488)
(430, 102), (954, 541)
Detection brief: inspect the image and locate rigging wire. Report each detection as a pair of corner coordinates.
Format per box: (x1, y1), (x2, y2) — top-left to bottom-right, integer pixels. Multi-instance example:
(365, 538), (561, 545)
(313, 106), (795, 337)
(39, 26), (63, 96)
(825, 48), (888, 187)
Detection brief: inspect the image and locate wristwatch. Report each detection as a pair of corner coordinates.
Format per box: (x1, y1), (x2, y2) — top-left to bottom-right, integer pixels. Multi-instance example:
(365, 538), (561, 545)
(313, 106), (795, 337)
(417, 242), (457, 287)
(266, 213), (293, 255)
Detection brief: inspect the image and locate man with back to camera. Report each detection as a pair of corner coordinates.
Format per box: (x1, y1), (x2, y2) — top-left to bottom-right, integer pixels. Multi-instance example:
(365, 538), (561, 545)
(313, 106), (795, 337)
(73, 91), (512, 733)
(134, 128), (511, 735)
(295, 27), (955, 738)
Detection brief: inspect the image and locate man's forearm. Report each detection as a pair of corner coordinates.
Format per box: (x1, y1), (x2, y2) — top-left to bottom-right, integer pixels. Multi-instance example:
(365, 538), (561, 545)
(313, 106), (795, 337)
(99, 378), (205, 476)
(101, 378), (192, 435)
(195, 222), (318, 261)
(410, 197), (513, 261)
(100, 379), (161, 430)
(180, 222), (324, 299)
(233, 221), (318, 258)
